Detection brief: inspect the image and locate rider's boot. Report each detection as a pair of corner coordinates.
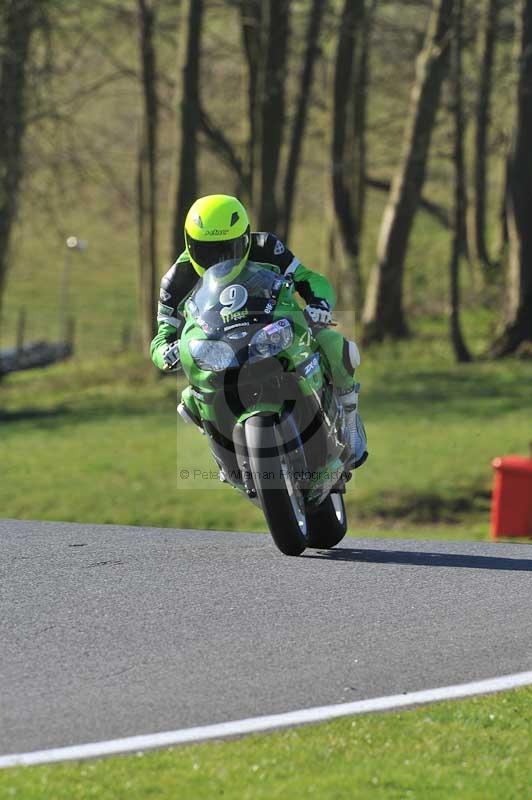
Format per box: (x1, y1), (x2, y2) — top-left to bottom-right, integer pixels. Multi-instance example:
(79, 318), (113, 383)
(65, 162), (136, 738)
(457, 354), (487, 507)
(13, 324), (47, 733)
(177, 389), (204, 434)
(339, 382), (368, 469)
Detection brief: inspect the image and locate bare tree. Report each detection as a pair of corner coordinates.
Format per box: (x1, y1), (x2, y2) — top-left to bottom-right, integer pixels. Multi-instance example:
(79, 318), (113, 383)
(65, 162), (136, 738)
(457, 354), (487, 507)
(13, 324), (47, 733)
(199, 106), (247, 197)
(137, 0), (159, 353)
(256, 0), (290, 231)
(489, 0), (532, 357)
(239, 0), (262, 204)
(471, 0), (501, 273)
(495, 152), (510, 262)
(281, 0), (326, 242)
(0, 0), (37, 329)
(366, 175), (450, 229)
(352, 0), (377, 249)
(329, 0), (366, 312)
(170, 0), (203, 257)
(227, 0), (290, 226)
(362, 0), (454, 344)
(449, 0), (471, 362)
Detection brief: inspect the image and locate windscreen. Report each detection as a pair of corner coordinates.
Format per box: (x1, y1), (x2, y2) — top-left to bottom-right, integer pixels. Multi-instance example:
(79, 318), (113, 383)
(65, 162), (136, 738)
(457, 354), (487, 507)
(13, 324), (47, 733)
(187, 262), (284, 333)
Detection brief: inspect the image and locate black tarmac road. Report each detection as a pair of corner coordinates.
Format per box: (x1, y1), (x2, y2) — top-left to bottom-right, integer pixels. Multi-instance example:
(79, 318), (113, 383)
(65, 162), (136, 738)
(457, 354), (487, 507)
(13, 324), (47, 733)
(1, 519), (532, 756)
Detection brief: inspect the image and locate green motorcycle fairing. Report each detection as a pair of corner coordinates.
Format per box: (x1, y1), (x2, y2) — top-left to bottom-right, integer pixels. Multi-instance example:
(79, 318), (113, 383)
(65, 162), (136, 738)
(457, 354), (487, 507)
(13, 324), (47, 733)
(178, 260), (348, 504)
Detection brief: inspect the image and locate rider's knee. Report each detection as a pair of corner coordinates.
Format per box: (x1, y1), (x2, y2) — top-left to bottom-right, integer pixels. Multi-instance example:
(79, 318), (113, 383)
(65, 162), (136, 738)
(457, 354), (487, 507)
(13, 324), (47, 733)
(342, 339), (360, 375)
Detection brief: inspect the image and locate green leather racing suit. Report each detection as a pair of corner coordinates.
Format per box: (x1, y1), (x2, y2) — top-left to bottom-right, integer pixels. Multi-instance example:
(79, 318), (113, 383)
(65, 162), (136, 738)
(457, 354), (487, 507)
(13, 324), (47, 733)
(150, 232), (357, 393)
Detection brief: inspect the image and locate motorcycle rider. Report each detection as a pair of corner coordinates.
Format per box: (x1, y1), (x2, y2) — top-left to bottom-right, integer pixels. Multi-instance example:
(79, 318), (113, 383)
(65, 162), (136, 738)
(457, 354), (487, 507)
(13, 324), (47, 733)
(150, 194), (368, 468)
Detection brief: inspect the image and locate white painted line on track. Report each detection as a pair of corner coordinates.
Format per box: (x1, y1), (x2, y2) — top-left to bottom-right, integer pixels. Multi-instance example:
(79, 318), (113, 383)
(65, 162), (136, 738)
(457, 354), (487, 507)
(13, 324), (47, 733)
(2, 670), (532, 768)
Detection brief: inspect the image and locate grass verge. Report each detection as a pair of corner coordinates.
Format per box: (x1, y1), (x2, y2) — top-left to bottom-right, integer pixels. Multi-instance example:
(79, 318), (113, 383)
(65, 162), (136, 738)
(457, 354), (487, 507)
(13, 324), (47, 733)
(1, 319), (531, 538)
(1, 687), (531, 799)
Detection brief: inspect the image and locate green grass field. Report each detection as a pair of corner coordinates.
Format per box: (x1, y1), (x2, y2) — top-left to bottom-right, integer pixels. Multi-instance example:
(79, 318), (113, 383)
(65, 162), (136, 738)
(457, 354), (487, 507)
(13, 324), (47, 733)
(2, 313), (530, 537)
(1, 686), (531, 800)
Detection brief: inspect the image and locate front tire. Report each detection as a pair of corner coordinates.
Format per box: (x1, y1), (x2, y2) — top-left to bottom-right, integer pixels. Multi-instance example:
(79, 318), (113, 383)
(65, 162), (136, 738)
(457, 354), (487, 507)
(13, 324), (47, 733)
(245, 415), (308, 556)
(307, 493), (347, 549)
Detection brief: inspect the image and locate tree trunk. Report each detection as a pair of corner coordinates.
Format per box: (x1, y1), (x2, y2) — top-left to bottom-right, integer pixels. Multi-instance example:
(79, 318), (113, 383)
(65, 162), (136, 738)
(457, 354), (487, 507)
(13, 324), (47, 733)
(281, 0), (325, 242)
(362, 0), (454, 344)
(495, 152), (510, 264)
(137, 0), (159, 353)
(239, 0), (262, 205)
(352, 0), (377, 247)
(471, 0), (500, 274)
(330, 0), (365, 313)
(257, 0), (290, 231)
(170, 0), (204, 257)
(489, 0), (532, 357)
(0, 0), (36, 332)
(449, 0), (471, 362)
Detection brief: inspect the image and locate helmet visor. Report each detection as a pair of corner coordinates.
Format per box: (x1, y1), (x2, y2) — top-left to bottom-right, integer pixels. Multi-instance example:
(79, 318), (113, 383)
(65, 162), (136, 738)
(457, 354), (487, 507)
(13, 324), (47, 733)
(186, 228), (250, 271)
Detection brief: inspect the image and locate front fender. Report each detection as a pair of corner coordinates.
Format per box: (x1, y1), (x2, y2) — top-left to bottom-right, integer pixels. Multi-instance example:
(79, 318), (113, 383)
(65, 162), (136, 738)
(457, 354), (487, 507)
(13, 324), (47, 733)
(236, 403), (283, 425)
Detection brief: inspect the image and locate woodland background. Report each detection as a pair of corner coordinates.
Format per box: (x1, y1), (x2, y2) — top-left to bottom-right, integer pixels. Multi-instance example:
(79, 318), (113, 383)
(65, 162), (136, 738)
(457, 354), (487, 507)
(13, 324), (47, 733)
(0, 0), (531, 536)
(1, 0), (531, 360)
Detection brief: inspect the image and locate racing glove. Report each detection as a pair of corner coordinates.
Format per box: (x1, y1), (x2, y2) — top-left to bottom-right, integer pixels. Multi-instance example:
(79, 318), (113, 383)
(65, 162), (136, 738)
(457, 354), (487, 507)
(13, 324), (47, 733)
(304, 299), (333, 328)
(161, 341), (181, 372)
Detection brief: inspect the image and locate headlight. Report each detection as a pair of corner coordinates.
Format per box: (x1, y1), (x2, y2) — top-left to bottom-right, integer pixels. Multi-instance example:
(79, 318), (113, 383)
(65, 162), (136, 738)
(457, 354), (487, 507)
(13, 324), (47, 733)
(189, 339), (235, 372)
(249, 319), (293, 361)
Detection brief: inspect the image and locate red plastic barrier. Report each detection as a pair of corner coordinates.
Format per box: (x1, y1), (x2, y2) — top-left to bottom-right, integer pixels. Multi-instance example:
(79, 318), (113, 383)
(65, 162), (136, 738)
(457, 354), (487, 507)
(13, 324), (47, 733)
(491, 456), (532, 539)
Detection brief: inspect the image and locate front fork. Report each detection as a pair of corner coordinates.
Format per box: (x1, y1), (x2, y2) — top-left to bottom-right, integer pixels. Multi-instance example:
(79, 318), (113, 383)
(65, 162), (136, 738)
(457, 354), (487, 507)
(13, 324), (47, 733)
(178, 375), (349, 501)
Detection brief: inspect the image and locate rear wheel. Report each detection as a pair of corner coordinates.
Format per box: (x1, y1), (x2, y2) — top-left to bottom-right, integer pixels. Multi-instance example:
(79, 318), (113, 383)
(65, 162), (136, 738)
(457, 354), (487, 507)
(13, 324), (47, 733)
(245, 415), (308, 556)
(307, 493), (347, 549)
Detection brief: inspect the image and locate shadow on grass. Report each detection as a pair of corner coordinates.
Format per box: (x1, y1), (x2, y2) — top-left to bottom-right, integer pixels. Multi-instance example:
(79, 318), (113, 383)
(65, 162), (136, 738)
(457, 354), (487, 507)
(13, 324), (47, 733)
(305, 547), (532, 572)
(2, 360), (529, 427)
(0, 402), (169, 429)
(356, 486), (491, 524)
(0, 408), (70, 423)
(364, 366), (531, 419)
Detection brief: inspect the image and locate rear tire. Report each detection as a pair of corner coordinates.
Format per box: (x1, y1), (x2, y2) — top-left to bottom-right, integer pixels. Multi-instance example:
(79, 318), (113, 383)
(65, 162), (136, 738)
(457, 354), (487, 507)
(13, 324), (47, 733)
(245, 415), (308, 556)
(307, 493), (347, 549)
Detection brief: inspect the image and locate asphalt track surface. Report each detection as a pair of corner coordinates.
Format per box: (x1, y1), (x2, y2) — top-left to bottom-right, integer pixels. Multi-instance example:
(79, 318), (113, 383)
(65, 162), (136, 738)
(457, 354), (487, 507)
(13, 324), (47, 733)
(1, 519), (532, 758)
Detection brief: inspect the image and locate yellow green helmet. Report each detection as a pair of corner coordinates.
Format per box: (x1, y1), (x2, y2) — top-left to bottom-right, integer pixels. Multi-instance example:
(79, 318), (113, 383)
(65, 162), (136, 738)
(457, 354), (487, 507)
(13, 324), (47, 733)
(184, 194), (251, 281)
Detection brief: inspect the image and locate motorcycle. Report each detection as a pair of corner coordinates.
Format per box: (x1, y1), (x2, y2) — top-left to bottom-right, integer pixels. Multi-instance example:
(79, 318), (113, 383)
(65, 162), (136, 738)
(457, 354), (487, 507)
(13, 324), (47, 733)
(177, 260), (353, 556)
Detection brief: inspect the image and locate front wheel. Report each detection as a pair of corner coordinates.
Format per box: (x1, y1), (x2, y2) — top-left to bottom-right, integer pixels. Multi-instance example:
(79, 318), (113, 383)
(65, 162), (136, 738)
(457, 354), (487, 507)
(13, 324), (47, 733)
(307, 493), (347, 549)
(245, 415), (308, 556)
